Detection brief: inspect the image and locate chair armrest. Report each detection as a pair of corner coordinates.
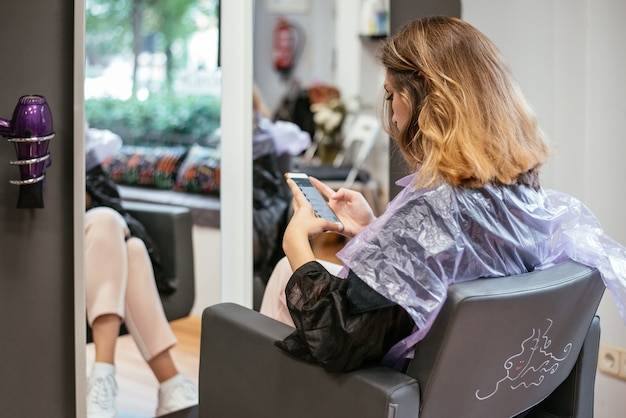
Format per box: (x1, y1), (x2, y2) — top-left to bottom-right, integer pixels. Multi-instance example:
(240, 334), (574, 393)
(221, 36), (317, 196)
(123, 201), (195, 321)
(199, 303), (420, 418)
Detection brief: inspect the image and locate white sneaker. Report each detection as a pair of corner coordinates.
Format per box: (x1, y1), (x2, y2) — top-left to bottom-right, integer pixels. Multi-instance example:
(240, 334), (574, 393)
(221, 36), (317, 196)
(156, 374), (198, 416)
(87, 362), (118, 418)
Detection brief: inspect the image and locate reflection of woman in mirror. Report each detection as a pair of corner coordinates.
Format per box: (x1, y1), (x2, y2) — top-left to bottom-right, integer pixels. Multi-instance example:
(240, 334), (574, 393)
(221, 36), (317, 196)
(84, 128), (197, 418)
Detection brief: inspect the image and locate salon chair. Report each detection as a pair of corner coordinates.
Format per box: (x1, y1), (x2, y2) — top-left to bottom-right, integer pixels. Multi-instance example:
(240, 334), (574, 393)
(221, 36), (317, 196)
(86, 201), (195, 342)
(198, 260), (605, 418)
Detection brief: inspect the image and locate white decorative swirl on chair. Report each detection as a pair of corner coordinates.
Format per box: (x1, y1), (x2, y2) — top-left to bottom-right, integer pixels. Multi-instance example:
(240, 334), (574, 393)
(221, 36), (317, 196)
(475, 319), (572, 401)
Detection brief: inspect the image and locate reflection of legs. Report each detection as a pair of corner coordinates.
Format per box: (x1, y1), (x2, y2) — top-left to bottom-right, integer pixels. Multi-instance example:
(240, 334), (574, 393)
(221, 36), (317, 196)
(86, 208), (128, 364)
(260, 256), (343, 327)
(123, 237), (178, 382)
(85, 207), (129, 418)
(85, 209), (197, 416)
(124, 237), (197, 416)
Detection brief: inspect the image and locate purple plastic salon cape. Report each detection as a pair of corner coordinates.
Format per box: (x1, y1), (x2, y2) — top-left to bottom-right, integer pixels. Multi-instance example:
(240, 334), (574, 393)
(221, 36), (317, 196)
(336, 173), (626, 368)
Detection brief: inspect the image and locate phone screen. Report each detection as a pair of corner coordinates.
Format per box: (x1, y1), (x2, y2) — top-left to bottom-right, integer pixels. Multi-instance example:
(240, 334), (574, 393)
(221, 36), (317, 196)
(288, 174), (342, 225)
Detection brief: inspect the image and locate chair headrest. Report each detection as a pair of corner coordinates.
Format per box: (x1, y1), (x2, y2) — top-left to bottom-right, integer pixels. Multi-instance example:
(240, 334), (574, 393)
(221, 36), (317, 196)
(407, 260), (605, 418)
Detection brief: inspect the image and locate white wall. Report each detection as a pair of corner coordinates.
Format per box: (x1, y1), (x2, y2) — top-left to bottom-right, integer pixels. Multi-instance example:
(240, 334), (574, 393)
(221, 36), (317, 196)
(585, 2), (626, 414)
(191, 226), (221, 314)
(463, 1), (626, 416)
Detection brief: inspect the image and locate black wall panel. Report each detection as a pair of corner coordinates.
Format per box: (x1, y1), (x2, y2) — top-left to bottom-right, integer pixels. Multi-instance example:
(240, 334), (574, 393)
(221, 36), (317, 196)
(0, 1), (77, 417)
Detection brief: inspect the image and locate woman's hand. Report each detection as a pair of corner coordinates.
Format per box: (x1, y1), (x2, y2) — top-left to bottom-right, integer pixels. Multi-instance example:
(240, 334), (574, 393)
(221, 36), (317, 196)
(282, 177), (344, 270)
(310, 177), (376, 239)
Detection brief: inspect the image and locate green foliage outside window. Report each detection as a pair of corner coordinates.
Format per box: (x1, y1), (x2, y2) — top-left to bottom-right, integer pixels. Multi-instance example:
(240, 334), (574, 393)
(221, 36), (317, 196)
(85, 0), (221, 148)
(87, 0), (218, 96)
(86, 95), (221, 147)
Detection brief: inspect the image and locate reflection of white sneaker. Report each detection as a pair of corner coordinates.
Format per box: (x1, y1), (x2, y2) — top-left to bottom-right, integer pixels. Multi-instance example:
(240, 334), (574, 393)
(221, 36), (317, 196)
(87, 362), (118, 418)
(156, 374), (198, 416)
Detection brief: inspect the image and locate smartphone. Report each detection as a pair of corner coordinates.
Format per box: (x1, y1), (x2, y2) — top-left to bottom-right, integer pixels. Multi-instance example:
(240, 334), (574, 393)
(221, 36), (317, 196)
(285, 172), (343, 226)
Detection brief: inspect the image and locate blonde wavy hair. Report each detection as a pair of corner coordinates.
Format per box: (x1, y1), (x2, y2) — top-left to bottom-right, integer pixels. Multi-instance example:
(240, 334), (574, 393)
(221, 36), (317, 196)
(377, 16), (551, 189)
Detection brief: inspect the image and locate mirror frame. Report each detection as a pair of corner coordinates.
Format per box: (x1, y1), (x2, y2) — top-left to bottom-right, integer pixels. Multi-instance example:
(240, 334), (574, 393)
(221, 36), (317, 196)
(74, 0), (86, 416)
(74, 1), (254, 416)
(219, 0), (254, 306)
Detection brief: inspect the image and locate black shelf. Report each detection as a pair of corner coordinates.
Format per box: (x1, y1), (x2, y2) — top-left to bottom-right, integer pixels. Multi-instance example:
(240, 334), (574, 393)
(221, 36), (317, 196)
(359, 34), (387, 41)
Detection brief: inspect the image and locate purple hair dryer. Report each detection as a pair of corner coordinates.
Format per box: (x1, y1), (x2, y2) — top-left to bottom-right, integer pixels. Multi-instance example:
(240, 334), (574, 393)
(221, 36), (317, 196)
(0, 95), (54, 208)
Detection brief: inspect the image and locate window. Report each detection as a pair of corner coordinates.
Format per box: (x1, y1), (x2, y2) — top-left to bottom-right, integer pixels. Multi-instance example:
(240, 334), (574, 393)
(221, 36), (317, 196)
(85, 0), (221, 147)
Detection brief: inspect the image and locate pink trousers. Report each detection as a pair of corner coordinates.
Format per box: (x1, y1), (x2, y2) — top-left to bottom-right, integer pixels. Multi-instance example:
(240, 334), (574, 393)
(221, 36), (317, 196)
(85, 207), (176, 361)
(259, 256), (343, 327)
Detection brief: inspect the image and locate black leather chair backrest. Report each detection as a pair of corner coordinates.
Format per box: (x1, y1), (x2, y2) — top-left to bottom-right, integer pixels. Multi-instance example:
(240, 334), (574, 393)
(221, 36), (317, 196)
(123, 201), (195, 321)
(407, 260), (605, 418)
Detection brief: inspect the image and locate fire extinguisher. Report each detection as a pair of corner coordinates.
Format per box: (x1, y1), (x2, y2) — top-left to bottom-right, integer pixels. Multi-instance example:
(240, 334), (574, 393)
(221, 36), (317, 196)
(273, 16), (304, 79)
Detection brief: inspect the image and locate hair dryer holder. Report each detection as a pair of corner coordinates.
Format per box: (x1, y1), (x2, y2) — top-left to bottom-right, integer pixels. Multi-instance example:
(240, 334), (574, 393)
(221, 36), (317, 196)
(0, 95), (54, 208)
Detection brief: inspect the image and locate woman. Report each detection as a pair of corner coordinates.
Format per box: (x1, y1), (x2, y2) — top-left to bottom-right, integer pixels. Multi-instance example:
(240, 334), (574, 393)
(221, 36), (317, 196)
(85, 140), (198, 417)
(260, 16), (626, 373)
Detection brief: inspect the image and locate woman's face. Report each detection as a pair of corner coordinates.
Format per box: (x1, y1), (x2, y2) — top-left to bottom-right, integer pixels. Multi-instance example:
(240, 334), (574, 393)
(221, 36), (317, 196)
(384, 73), (409, 131)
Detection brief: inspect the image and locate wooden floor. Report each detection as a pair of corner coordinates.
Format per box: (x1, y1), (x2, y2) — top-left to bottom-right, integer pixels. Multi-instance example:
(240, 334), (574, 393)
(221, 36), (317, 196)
(85, 232), (346, 417)
(86, 316), (202, 418)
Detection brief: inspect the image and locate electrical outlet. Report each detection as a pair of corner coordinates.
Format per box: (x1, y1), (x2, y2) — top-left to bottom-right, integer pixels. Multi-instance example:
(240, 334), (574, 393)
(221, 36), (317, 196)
(619, 350), (626, 379)
(598, 345), (621, 376)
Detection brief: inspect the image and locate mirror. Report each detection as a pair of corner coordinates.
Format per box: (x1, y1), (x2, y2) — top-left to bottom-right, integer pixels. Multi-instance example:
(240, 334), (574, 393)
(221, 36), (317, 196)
(81, 0), (229, 416)
(253, 0), (390, 207)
